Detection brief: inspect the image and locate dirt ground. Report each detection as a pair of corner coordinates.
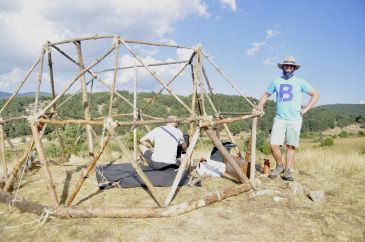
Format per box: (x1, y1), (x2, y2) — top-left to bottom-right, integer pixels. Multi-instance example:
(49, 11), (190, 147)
(1, 137), (365, 241)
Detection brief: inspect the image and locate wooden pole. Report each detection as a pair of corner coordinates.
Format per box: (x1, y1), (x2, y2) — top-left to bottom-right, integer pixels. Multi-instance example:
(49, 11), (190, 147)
(95, 60), (189, 73)
(119, 38), (194, 115)
(133, 61), (138, 162)
(41, 45), (115, 115)
(47, 44), (66, 159)
(196, 47), (206, 116)
(0, 121), (7, 181)
(33, 46), (45, 114)
(0, 183), (251, 218)
(48, 35), (115, 46)
(205, 128), (250, 184)
(189, 61), (198, 140)
(124, 39), (194, 49)
(66, 133), (111, 206)
(3, 140), (34, 192)
(108, 38), (119, 116)
(30, 121), (59, 206)
(203, 53), (256, 108)
(106, 124), (164, 207)
(250, 117), (258, 182)
(164, 127), (201, 207)
(0, 56), (41, 115)
(74, 41), (95, 160)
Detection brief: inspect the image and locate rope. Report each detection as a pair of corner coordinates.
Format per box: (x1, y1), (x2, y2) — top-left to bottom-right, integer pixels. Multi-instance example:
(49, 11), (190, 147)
(3, 208), (54, 229)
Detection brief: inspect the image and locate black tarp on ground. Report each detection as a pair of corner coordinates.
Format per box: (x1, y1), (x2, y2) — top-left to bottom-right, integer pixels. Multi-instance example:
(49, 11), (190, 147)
(96, 163), (190, 189)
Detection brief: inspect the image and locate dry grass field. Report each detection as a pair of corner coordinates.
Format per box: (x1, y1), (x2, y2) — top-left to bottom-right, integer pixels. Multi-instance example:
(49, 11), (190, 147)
(1, 134), (365, 241)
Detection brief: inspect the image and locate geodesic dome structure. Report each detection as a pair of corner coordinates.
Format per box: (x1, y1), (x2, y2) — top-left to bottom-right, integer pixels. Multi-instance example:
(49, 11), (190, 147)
(0, 35), (260, 218)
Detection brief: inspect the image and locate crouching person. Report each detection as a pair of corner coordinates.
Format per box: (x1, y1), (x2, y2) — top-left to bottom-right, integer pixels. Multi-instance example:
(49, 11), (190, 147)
(139, 115), (187, 170)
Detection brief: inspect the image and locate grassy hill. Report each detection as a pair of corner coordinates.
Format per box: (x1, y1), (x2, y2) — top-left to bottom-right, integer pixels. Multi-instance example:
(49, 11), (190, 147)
(316, 104), (365, 117)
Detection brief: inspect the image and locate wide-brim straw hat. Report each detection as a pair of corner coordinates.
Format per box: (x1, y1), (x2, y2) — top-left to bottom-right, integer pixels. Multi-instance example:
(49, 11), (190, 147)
(277, 56), (301, 70)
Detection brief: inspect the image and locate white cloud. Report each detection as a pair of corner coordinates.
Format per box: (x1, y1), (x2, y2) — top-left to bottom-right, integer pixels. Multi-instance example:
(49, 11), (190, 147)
(245, 29), (279, 56)
(0, 0), (210, 92)
(359, 100), (365, 104)
(0, 67), (24, 89)
(219, 0), (237, 11)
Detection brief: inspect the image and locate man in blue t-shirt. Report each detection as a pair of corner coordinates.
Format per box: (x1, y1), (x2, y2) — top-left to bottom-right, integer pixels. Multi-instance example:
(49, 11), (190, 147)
(256, 56), (320, 181)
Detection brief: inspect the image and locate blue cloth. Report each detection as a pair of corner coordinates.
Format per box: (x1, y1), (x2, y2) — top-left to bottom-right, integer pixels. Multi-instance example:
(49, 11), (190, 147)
(267, 75), (314, 121)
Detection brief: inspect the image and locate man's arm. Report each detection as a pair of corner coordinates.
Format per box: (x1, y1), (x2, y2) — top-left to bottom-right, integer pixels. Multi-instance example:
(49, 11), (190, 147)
(180, 142), (187, 151)
(255, 92), (271, 112)
(140, 135), (153, 149)
(301, 90), (320, 114)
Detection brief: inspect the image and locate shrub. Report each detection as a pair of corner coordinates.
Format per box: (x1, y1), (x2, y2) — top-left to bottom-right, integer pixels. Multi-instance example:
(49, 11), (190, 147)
(320, 137), (334, 147)
(338, 131), (349, 138)
(358, 131), (365, 137)
(360, 146), (365, 155)
(332, 134), (337, 139)
(44, 143), (63, 158)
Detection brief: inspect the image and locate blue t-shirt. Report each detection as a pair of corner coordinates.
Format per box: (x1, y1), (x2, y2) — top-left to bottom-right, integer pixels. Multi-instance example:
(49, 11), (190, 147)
(267, 76), (314, 121)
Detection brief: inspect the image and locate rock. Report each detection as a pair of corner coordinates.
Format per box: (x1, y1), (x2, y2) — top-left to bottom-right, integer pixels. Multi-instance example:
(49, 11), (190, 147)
(289, 181), (305, 196)
(273, 196), (286, 202)
(249, 189), (284, 198)
(308, 190), (326, 203)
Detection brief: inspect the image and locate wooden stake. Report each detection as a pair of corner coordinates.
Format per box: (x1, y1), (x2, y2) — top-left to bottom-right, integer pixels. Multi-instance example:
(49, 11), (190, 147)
(74, 41), (94, 160)
(0, 122), (7, 181)
(108, 38), (119, 116)
(33, 46), (45, 114)
(30, 122), (59, 206)
(106, 124), (164, 207)
(164, 127), (200, 207)
(66, 133), (111, 206)
(205, 128), (250, 184)
(250, 117), (258, 182)
(47, 44), (66, 159)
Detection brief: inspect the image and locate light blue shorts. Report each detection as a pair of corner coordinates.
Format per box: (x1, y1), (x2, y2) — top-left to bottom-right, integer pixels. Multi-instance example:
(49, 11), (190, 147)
(270, 118), (303, 147)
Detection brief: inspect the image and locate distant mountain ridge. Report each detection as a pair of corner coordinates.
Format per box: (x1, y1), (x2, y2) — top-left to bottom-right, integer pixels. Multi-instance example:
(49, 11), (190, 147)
(316, 104), (365, 117)
(0, 91), (51, 98)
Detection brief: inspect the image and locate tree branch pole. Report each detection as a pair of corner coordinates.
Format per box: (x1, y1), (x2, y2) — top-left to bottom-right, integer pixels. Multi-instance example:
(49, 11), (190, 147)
(30, 121), (59, 206)
(95, 60), (189, 73)
(47, 44), (66, 159)
(119, 38), (194, 115)
(250, 117), (258, 182)
(124, 39), (194, 49)
(108, 38), (119, 116)
(133, 61), (138, 162)
(0, 183), (251, 218)
(0, 55), (41, 115)
(203, 53), (256, 108)
(48, 35), (115, 46)
(164, 127), (201, 207)
(74, 41), (94, 160)
(41, 45), (116, 115)
(201, 68), (241, 155)
(3, 122), (49, 192)
(205, 128), (250, 184)
(33, 46), (45, 114)
(189, 59), (198, 140)
(66, 133), (111, 206)
(106, 123), (164, 207)
(197, 47), (206, 116)
(0, 121), (7, 181)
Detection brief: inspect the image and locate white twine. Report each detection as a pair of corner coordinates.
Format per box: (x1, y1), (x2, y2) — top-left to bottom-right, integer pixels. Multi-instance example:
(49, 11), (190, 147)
(4, 208), (54, 229)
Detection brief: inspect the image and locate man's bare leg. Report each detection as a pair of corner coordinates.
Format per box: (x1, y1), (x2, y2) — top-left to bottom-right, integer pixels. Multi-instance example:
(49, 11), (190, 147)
(285, 145), (296, 170)
(270, 144), (283, 166)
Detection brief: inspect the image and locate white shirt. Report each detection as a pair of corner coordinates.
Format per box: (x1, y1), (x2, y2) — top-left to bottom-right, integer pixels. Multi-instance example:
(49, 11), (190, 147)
(144, 125), (184, 164)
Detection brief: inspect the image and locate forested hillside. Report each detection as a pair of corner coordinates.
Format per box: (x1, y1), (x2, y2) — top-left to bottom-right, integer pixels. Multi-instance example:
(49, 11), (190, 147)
(0, 92), (363, 138)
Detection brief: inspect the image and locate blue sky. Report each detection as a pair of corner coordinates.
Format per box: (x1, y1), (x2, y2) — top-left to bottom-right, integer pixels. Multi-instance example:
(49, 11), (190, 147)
(0, 0), (364, 105)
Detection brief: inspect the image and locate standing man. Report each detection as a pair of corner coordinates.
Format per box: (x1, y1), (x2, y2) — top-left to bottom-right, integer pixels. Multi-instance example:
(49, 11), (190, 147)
(256, 56), (319, 181)
(139, 115), (187, 170)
